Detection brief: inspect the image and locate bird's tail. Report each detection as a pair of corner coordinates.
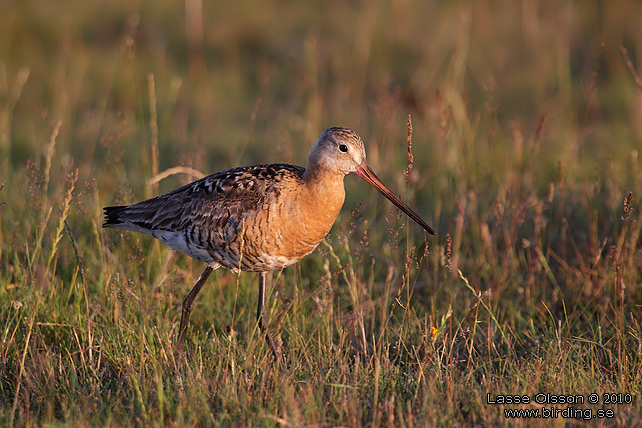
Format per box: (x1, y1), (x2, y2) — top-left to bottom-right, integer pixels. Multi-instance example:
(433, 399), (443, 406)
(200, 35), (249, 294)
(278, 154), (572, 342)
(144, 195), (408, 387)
(102, 204), (162, 236)
(102, 206), (129, 228)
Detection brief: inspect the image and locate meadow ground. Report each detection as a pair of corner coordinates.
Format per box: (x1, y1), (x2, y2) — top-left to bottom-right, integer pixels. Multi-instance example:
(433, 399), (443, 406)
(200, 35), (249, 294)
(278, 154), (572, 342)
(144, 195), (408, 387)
(1, 0), (642, 426)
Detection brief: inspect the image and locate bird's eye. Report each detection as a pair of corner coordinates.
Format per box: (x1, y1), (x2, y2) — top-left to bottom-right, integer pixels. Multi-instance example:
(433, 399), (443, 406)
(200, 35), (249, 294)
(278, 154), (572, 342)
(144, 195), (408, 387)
(339, 144), (348, 153)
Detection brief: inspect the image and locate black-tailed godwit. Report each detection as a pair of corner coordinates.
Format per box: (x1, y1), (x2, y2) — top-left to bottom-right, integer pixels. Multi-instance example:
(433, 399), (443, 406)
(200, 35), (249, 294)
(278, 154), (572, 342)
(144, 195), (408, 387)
(103, 127), (435, 364)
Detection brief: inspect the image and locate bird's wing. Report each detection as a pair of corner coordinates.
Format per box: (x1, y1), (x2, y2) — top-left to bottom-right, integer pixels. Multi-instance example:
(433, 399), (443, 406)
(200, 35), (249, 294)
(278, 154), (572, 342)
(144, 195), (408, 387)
(104, 163), (305, 237)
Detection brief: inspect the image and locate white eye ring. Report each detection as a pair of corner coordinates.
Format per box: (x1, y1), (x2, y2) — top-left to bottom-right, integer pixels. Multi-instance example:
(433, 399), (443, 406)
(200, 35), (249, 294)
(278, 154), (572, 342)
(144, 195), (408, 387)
(339, 144), (348, 153)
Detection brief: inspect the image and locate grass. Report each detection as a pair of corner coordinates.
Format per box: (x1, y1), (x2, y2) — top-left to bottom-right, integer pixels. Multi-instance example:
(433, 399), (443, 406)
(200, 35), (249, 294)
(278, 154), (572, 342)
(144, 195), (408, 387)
(2, 0), (642, 426)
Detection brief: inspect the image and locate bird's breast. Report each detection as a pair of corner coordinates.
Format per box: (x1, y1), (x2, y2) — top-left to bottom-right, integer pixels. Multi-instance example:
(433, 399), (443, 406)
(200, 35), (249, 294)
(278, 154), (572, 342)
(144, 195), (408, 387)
(239, 173), (346, 271)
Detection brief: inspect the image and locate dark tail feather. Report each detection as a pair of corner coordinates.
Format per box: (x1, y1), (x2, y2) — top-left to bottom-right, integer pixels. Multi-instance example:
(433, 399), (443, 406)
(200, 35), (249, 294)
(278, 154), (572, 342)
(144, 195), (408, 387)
(102, 205), (128, 227)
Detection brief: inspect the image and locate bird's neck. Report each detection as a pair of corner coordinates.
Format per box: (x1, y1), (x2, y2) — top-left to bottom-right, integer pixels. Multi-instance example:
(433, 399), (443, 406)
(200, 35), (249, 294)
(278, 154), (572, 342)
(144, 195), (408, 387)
(302, 163), (342, 183)
(298, 166), (346, 234)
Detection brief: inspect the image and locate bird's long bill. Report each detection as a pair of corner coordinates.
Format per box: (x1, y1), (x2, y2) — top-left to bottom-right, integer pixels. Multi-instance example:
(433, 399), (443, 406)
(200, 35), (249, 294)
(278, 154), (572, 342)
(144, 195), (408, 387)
(355, 160), (436, 235)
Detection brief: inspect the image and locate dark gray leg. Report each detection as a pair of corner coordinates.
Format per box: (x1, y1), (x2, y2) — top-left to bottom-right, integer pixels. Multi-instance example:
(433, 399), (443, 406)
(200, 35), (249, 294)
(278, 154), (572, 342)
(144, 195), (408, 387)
(176, 264), (214, 351)
(258, 271), (281, 366)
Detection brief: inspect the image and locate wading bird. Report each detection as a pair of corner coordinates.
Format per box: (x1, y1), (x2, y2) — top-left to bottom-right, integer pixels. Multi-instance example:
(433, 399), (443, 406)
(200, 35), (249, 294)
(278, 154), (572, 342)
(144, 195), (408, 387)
(103, 127), (435, 364)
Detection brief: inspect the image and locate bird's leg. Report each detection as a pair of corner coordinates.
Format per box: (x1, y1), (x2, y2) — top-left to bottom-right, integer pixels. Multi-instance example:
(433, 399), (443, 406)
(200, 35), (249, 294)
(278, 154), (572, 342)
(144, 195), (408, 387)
(257, 271), (281, 365)
(176, 263), (215, 352)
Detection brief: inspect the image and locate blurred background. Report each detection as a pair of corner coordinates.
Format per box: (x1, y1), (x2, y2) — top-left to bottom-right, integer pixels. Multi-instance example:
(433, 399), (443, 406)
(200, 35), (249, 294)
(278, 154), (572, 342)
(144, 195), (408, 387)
(2, 1), (642, 424)
(2, 0), (641, 188)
